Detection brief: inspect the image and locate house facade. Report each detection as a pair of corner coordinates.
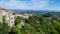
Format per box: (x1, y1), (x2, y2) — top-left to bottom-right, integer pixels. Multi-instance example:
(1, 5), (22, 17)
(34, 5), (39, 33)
(0, 8), (15, 27)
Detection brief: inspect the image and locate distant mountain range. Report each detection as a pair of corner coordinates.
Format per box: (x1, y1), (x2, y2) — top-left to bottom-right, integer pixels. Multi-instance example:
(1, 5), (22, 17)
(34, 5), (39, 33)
(12, 9), (60, 14)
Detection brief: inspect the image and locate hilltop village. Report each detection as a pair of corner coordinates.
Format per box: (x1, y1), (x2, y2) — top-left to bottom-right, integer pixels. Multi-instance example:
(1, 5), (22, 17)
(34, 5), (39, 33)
(0, 8), (33, 27)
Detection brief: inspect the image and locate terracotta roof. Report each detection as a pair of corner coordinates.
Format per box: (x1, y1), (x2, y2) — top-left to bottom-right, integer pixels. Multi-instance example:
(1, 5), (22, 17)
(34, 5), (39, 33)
(0, 8), (3, 11)
(0, 7), (15, 13)
(0, 7), (6, 11)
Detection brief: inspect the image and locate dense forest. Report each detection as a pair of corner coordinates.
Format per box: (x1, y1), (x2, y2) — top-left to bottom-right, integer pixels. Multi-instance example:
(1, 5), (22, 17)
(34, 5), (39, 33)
(0, 14), (60, 34)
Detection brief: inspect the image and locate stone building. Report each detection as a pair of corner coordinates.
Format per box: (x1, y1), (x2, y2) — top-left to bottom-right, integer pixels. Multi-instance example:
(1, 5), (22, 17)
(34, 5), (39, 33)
(0, 8), (15, 27)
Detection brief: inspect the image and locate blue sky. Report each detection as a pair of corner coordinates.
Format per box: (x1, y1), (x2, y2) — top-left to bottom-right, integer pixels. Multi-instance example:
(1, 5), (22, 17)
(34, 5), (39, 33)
(0, 0), (60, 10)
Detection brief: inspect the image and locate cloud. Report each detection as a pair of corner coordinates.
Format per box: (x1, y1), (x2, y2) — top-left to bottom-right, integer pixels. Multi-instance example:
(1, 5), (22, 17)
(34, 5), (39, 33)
(0, 0), (49, 10)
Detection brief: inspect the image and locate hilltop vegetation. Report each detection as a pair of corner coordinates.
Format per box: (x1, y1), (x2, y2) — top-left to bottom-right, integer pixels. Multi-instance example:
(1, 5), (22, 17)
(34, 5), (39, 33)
(10, 14), (60, 34)
(0, 13), (60, 34)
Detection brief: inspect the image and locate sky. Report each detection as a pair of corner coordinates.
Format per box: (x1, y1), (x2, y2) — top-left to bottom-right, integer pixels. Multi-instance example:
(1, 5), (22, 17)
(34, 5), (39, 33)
(0, 0), (60, 11)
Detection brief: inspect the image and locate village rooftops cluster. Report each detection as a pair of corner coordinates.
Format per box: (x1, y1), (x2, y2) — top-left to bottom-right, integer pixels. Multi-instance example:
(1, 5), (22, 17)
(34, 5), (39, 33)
(15, 13), (33, 19)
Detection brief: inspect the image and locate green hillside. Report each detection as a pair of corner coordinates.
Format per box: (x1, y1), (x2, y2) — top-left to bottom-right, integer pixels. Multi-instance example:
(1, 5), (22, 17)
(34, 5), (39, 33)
(0, 13), (60, 34)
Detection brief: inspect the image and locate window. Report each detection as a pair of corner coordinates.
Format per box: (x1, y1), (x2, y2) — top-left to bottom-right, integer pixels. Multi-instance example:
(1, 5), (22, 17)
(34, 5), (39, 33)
(11, 21), (13, 23)
(11, 18), (13, 19)
(13, 13), (15, 15)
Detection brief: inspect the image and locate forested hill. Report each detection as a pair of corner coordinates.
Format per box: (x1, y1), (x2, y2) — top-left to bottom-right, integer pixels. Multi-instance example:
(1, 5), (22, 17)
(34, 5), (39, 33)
(45, 12), (60, 18)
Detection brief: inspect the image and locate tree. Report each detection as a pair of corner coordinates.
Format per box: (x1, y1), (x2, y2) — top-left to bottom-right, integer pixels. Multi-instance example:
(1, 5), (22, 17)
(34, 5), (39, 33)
(0, 16), (9, 34)
(15, 16), (25, 26)
(10, 26), (25, 34)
